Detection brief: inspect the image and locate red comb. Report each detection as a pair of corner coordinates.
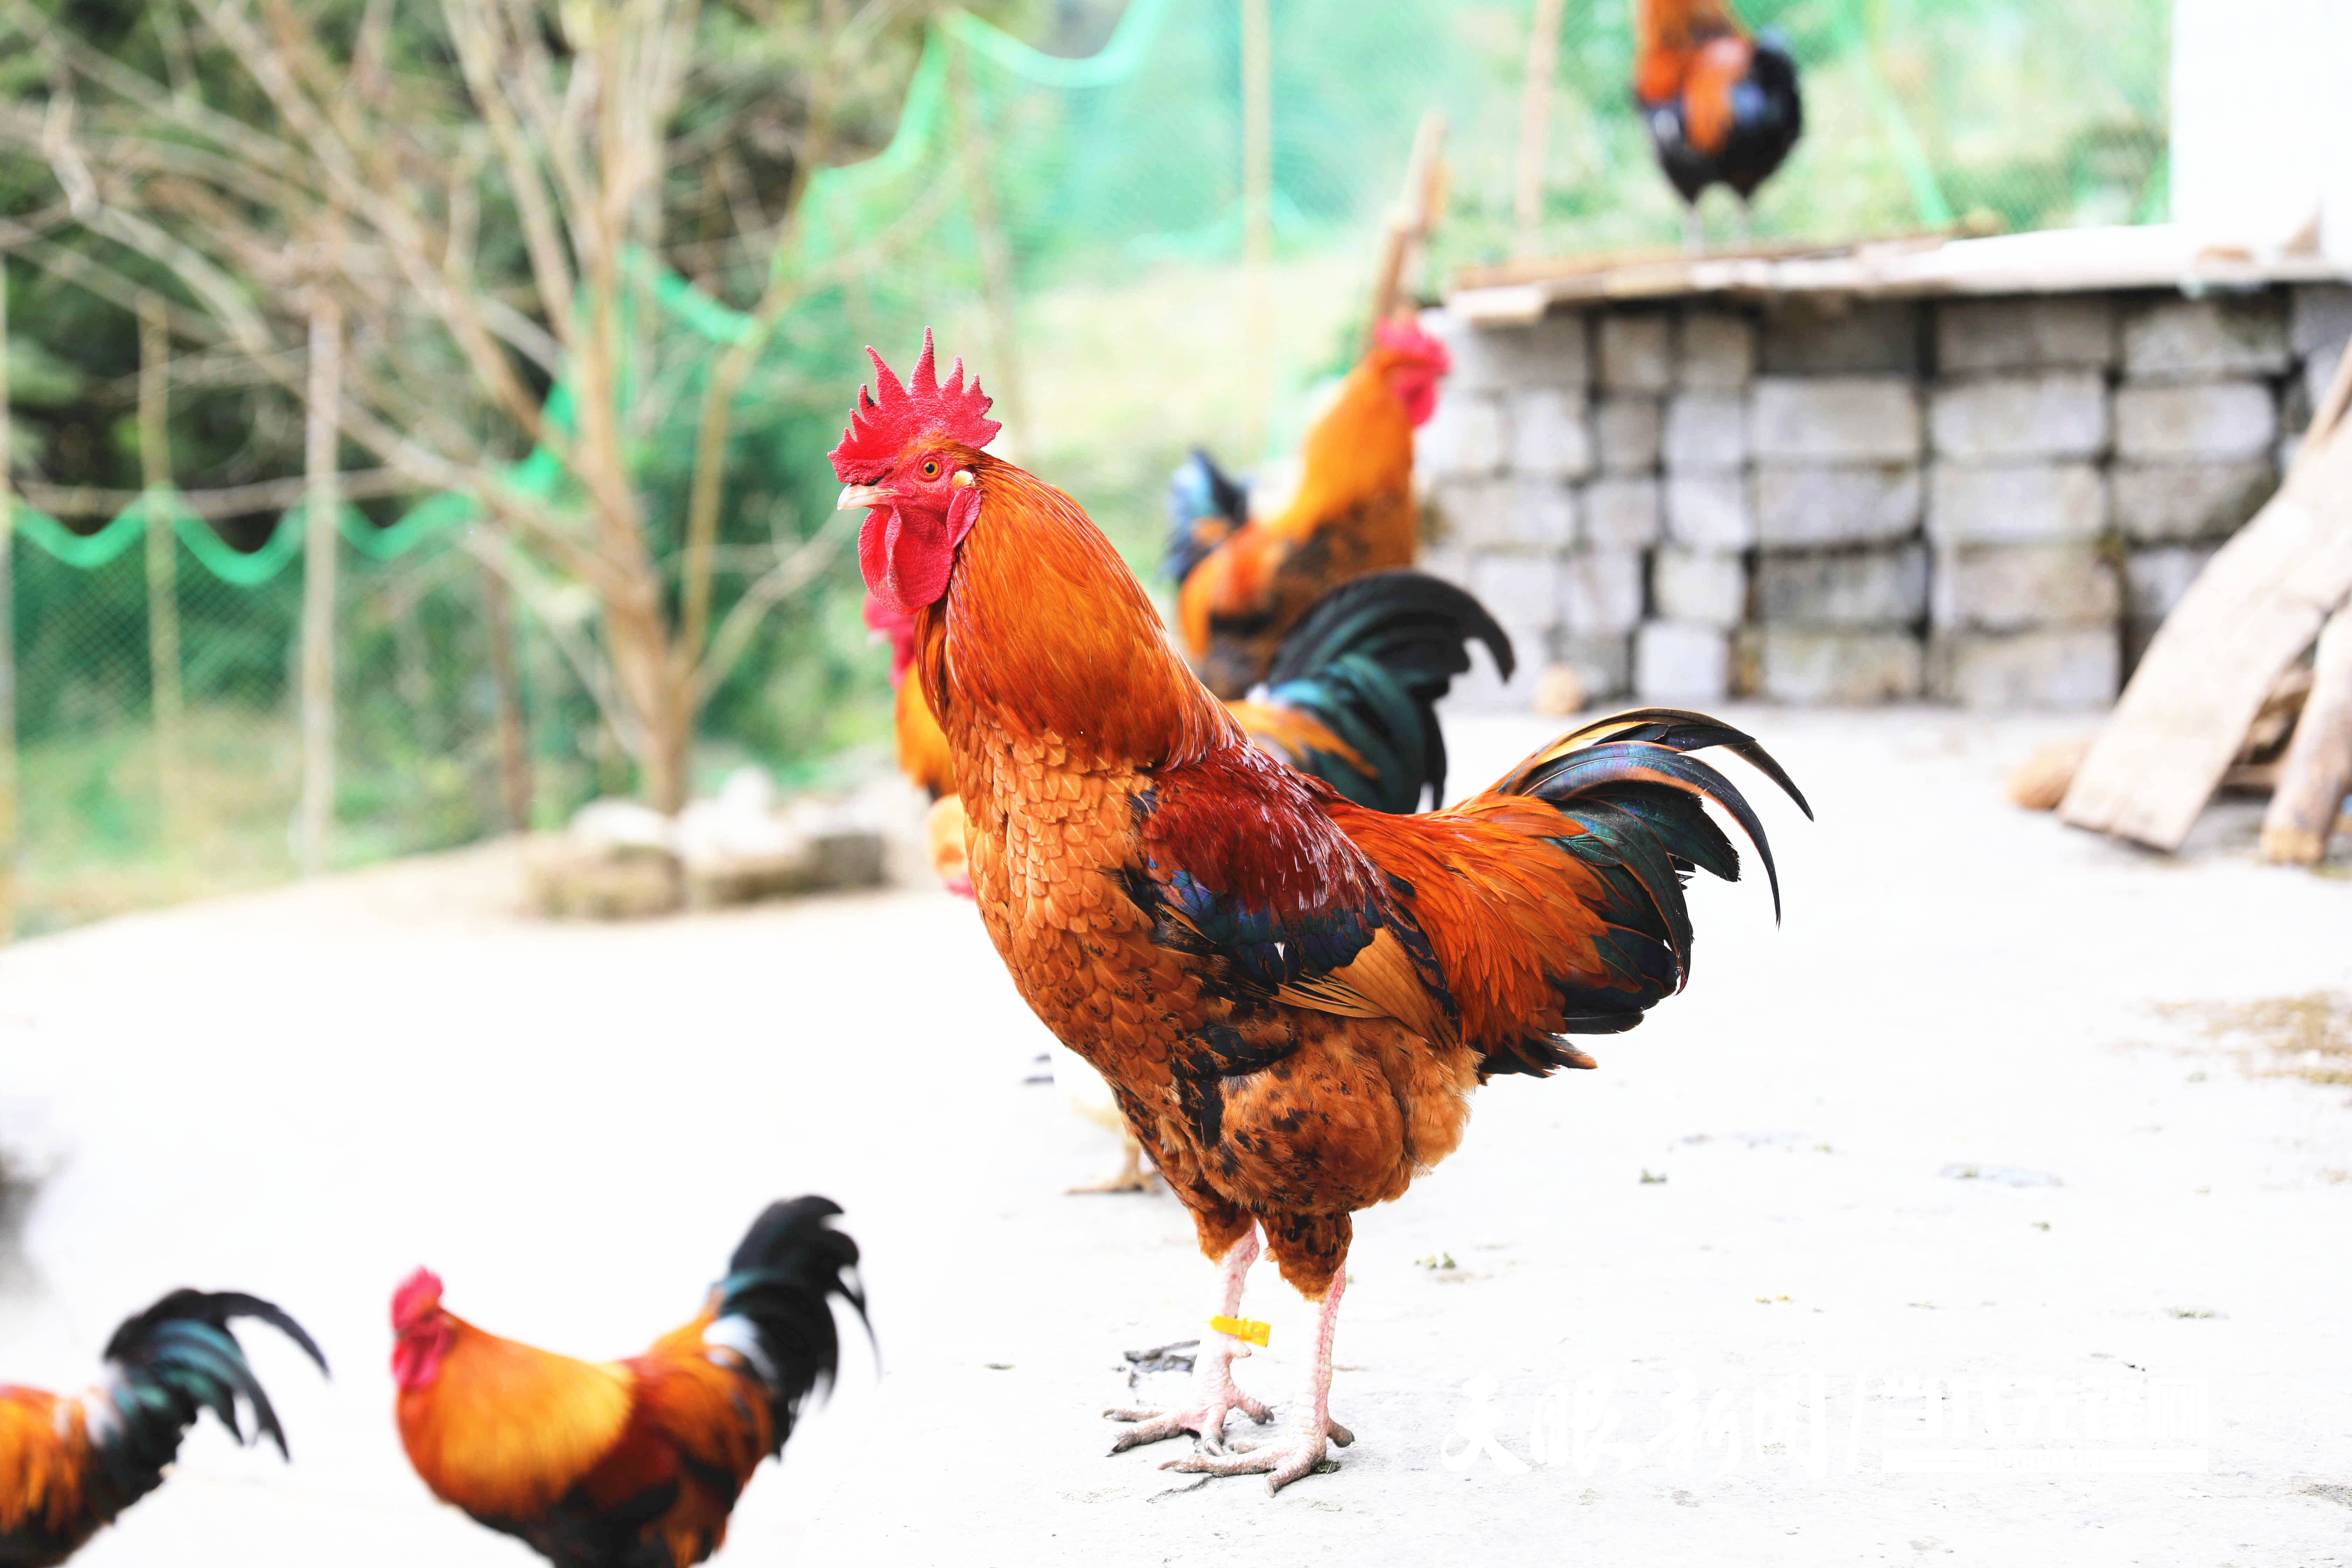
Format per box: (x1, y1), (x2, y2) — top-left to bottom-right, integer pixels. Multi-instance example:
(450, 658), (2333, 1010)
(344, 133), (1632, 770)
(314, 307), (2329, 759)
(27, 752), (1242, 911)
(1373, 317), (1451, 373)
(829, 329), (1000, 479)
(391, 1267), (443, 1327)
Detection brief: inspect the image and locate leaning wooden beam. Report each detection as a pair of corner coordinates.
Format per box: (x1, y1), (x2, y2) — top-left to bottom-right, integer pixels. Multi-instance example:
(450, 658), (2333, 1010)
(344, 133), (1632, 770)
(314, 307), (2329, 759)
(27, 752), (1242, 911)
(2059, 414), (2352, 850)
(2259, 604), (2352, 864)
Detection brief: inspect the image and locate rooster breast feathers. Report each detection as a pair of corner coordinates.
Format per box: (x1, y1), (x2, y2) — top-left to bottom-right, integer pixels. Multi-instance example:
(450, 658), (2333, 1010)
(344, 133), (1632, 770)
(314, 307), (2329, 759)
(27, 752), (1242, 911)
(1122, 709), (1808, 1078)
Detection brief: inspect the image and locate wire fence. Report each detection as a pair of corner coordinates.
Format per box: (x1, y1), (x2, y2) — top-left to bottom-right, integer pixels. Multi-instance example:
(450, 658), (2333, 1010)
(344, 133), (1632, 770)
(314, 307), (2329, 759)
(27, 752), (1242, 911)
(0, 0), (2170, 937)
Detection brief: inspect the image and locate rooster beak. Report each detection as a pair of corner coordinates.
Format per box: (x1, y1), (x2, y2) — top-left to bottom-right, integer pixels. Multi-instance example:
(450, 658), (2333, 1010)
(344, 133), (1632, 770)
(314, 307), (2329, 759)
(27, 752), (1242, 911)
(837, 483), (891, 511)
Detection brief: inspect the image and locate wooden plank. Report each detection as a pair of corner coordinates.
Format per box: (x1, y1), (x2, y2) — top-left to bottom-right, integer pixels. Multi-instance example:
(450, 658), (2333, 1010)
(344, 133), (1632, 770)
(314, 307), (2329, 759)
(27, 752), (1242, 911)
(2259, 604), (2352, 864)
(2059, 422), (2352, 848)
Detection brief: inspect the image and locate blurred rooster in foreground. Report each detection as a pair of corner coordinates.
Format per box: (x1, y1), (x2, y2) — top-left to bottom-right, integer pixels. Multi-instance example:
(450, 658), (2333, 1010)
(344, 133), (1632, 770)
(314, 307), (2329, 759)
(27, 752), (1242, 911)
(0, 1290), (327, 1563)
(393, 1197), (864, 1566)
(1167, 318), (1450, 699)
(833, 335), (1806, 1490)
(1634, 0), (1802, 251)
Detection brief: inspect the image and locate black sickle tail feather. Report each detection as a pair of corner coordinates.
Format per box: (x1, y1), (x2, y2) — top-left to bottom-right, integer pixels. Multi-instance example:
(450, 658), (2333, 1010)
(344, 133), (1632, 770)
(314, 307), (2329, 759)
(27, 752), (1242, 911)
(713, 1197), (868, 1458)
(1492, 708), (1809, 1052)
(1259, 570), (1515, 813)
(88, 1289), (329, 1518)
(1161, 448), (1249, 586)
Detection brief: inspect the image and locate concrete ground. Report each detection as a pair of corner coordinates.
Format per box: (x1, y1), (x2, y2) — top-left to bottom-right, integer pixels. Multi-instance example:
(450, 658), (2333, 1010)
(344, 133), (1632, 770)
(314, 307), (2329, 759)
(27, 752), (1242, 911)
(0, 707), (2347, 1567)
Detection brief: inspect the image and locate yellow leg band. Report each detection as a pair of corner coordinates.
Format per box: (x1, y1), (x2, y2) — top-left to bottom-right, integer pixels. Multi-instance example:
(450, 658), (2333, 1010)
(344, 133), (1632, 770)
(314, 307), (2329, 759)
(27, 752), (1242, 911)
(1207, 1314), (1271, 1346)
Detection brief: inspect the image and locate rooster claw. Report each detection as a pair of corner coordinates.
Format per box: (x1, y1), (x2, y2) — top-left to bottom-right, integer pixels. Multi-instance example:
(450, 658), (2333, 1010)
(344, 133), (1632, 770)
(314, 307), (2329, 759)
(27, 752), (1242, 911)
(1156, 1417), (1347, 1493)
(1104, 1383), (1273, 1454)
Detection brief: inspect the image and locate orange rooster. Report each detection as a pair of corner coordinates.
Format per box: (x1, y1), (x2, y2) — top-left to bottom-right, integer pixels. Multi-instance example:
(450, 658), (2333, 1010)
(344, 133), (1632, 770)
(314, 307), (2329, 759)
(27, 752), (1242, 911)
(0, 1289), (327, 1564)
(1633, 0), (1804, 251)
(392, 1197), (865, 1565)
(832, 335), (1806, 1491)
(1168, 318), (1450, 699)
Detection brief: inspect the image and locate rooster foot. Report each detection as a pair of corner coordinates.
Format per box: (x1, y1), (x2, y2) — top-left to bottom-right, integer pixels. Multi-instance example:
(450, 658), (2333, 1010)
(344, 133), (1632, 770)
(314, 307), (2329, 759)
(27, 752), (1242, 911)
(1105, 1373), (1270, 1453)
(1157, 1412), (1354, 1494)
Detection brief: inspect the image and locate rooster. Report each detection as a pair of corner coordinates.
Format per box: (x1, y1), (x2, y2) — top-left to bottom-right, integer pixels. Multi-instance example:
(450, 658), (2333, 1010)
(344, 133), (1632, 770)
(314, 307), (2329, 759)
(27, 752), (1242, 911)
(832, 335), (1807, 1491)
(879, 570), (1513, 1194)
(392, 1196), (865, 1566)
(1633, 0), (1803, 251)
(1168, 318), (1450, 700)
(0, 1289), (328, 1564)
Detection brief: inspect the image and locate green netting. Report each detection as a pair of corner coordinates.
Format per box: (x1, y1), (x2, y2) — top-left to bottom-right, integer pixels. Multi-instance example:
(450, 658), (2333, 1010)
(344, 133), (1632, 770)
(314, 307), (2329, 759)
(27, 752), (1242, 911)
(3, 0), (2169, 935)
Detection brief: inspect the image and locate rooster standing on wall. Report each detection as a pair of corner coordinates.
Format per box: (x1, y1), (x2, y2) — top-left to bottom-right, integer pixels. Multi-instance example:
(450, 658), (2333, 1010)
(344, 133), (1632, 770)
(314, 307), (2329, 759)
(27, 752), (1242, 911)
(1634, 0), (1803, 252)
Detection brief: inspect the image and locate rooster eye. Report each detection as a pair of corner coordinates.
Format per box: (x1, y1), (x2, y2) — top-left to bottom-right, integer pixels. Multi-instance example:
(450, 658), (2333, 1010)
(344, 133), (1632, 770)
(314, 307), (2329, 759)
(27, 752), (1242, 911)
(921, 459), (941, 478)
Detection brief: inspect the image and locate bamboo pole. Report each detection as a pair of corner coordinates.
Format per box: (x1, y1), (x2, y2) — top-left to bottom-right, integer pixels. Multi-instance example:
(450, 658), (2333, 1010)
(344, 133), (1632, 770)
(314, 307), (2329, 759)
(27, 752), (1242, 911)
(297, 287), (341, 876)
(138, 294), (186, 849)
(0, 259), (16, 942)
(1513, 0), (1565, 258)
(1240, 0), (1272, 454)
(2258, 604), (2352, 864)
(480, 559), (532, 833)
(947, 46), (1031, 457)
(1369, 112), (1449, 331)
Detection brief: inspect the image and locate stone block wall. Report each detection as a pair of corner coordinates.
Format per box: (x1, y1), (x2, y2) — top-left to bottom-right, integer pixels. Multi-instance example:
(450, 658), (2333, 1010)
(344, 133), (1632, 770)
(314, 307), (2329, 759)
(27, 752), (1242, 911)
(1418, 283), (2352, 709)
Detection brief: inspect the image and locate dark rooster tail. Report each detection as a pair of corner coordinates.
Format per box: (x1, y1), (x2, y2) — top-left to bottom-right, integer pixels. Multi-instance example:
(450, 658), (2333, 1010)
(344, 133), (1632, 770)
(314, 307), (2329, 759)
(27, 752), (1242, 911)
(1161, 449), (1249, 586)
(89, 1289), (329, 1512)
(713, 1197), (868, 1458)
(1255, 571), (1514, 813)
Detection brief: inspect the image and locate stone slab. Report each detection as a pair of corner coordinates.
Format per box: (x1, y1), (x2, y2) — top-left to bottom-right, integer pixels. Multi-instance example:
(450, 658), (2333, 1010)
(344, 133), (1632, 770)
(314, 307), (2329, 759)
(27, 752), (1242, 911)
(1933, 629), (2120, 710)
(2109, 459), (2275, 543)
(1595, 397), (1663, 474)
(1751, 377), (1921, 462)
(1598, 312), (1676, 392)
(1505, 386), (1595, 481)
(1651, 547), (1748, 628)
(1663, 471), (1755, 549)
(1679, 310), (1757, 391)
(1926, 462), (2107, 545)
(1759, 299), (1923, 376)
(1935, 296), (2116, 374)
(1928, 371), (2108, 460)
(2121, 294), (2291, 381)
(1755, 627), (1925, 703)
(1756, 544), (1928, 628)
(1752, 463), (1922, 548)
(1662, 392), (1748, 471)
(1634, 621), (1731, 703)
(1931, 542), (2121, 632)
(2113, 381), (2278, 461)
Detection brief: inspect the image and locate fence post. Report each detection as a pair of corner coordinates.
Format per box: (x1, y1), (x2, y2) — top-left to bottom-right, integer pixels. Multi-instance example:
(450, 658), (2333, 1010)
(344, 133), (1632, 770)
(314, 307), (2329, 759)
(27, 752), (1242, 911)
(0, 258), (16, 941)
(1513, 0), (1564, 257)
(1240, 0), (1272, 455)
(298, 289), (341, 876)
(137, 294), (186, 850)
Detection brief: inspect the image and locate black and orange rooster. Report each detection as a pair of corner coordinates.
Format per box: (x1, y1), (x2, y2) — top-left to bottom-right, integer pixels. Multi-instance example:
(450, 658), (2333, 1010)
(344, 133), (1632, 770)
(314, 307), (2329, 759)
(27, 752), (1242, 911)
(392, 1197), (865, 1566)
(1168, 318), (1450, 699)
(832, 335), (1806, 1491)
(0, 1289), (328, 1564)
(1634, 0), (1803, 251)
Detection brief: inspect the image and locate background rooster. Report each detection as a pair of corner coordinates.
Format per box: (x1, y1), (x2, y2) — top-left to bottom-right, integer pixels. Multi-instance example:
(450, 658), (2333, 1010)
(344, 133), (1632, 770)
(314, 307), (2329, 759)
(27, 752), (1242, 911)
(0, 1289), (327, 1564)
(1633, 0), (1803, 251)
(392, 1196), (864, 1567)
(832, 335), (1806, 1491)
(1167, 318), (1450, 699)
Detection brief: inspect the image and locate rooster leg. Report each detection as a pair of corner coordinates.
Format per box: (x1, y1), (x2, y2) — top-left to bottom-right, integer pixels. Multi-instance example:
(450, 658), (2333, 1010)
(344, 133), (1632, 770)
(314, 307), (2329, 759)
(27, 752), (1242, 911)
(1682, 201), (1707, 254)
(1105, 1230), (1271, 1452)
(1732, 196), (1754, 250)
(1159, 1267), (1353, 1493)
(1068, 1133), (1156, 1195)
